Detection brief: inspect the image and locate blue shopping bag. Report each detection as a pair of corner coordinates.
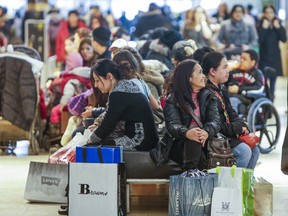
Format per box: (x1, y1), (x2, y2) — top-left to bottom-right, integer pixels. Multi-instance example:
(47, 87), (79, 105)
(75, 146), (123, 163)
(169, 172), (218, 216)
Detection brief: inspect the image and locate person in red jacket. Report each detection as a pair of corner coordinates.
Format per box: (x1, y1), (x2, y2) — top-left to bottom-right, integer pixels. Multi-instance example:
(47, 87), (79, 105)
(55, 10), (86, 66)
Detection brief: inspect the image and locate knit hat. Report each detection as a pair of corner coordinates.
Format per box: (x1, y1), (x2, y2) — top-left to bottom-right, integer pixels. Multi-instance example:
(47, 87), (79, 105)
(65, 53), (83, 71)
(109, 38), (128, 51)
(159, 29), (183, 50)
(172, 39), (198, 62)
(92, 26), (111, 47)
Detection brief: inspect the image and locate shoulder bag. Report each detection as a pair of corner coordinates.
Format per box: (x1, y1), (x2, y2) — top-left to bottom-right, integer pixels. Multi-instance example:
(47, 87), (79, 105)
(149, 131), (175, 167)
(186, 104), (236, 169)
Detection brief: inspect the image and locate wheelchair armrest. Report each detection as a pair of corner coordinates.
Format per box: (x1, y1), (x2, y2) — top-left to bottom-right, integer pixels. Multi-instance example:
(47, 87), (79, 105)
(246, 92), (266, 99)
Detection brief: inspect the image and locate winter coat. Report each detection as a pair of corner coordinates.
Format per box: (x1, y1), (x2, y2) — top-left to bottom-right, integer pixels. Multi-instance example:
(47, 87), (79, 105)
(146, 39), (173, 70)
(163, 90), (220, 141)
(0, 57), (38, 131)
(229, 67), (265, 95)
(55, 20), (87, 63)
(206, 80), (247, 147)
(216, 19), (258, 50)
(90, 80), (159, 151)
(257, 19), (287, 77)
(133, 9), (172, 38)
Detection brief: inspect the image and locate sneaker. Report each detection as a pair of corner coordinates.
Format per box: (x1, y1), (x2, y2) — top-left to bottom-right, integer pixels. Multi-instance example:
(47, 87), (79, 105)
(58, 205), (68, 215)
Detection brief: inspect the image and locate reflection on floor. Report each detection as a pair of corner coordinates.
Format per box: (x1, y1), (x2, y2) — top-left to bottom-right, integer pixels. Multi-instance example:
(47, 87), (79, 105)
(0, 77), (287, 216)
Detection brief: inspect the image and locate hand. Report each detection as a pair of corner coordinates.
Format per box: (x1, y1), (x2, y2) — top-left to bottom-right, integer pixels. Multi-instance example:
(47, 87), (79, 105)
(186, 127), (202, 142)
(88, 124), (97, 131)
(228, 85), (239, 94)
(242, 44), (249, 51)
(242, 127), (249, 135)
(199, 130), (209, 146)
(228, 44), (236, 49)
(273, 19), (280, 29)
(262, 19), (270, 29)
(82, 106), (93, 118)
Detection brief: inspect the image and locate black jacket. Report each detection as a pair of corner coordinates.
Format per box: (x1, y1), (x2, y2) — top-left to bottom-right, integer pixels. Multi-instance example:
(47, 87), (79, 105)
(206, 80), (248, 147)
(163, 89), (220, 141)
(257, 19), (287, 77)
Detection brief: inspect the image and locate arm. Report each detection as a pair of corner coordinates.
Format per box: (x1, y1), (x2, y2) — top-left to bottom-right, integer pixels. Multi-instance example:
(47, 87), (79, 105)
(163, 96), (189, 140)
(89, 92), (125, 143)
(201, 95), (221, 138)
(238, 69), (264, 93)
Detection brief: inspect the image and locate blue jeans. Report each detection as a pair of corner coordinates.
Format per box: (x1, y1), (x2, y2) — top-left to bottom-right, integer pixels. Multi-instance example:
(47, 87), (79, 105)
(232, 142), (260, 169)
(229, 97), (242, 113)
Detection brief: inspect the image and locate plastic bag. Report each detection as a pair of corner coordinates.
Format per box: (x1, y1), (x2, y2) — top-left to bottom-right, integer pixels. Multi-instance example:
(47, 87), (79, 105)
(49, 129), (93, 164)
(254, 176), (273, 216)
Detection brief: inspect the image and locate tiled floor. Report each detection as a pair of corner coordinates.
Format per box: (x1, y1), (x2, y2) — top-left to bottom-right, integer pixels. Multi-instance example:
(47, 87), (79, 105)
(0, 77), (287, 216)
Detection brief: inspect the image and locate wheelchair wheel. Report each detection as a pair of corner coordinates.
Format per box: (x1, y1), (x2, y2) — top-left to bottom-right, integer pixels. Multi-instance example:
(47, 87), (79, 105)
(247, 100), (280, 154)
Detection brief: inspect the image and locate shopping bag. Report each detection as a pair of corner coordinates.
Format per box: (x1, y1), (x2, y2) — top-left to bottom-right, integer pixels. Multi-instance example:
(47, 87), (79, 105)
(169, 172), (218, 216)
(254, 176), (273, 216)
(48, 130), (92, 164)
(75, 146), (123, 163)
(68, 163), (126, 216)
(211, 187), (242, 216)
(24, 161), (68, 203)
(211, 166), (254, 216)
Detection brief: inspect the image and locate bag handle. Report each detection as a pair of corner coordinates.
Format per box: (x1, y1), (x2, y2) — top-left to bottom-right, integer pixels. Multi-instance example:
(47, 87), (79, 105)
(186, 104), (203, 128)
(216, 165), (237, 177)
(81, 146), (104, 163)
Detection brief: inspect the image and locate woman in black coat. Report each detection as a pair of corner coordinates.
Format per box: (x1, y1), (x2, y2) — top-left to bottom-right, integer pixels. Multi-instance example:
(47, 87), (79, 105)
(257, 4), (287, 100)
(164, 59), (220, 171)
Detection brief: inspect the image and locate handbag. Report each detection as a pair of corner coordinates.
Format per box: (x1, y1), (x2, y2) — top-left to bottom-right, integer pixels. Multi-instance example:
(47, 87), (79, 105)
(239, 133), (260, 148)
(186, 105), (236, 169)
(149, 131), (175, 167)
(206, 135), (236, 169)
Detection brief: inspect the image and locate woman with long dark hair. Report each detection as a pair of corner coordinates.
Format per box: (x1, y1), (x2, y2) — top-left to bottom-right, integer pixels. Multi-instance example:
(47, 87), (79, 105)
(164, 59), (220, 171)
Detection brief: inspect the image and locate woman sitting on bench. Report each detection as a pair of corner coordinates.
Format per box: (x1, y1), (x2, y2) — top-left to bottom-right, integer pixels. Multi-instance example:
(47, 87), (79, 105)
(164, 59), (220, 172)
(87, 59), (159, 151)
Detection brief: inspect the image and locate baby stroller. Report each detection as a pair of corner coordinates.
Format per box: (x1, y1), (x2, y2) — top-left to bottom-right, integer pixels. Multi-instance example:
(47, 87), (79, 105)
(0, 45), (44, 155)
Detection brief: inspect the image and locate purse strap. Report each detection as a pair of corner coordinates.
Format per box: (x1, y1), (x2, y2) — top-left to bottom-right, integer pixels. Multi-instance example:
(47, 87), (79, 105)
(186, 104), (203, 128)
(211, 89), (230, 124)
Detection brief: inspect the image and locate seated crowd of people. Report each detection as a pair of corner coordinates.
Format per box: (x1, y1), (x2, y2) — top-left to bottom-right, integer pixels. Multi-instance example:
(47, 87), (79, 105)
(32, 3), (286, 174)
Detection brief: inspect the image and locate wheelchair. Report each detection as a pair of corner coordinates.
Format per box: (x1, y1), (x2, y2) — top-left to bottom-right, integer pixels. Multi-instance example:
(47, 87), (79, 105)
(232, 67), (281, 154)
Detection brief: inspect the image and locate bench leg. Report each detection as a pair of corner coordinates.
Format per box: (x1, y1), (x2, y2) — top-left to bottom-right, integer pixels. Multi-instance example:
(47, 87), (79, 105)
(126, 183), (130, 213)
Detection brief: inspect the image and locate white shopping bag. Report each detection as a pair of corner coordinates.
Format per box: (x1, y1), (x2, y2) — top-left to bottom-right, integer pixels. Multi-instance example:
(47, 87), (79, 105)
(211, 166), (254, 216)
(68, 163), (126, 216)
(211, 187), (242, 216)
(24, 162), (68, 203)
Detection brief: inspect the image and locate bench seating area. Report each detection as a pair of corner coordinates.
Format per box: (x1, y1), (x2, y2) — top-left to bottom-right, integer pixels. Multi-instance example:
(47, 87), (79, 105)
(123, 151), (182, 212)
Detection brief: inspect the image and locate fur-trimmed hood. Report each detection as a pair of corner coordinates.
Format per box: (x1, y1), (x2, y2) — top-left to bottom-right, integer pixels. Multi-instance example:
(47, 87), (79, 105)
(148, 39), (170, 57)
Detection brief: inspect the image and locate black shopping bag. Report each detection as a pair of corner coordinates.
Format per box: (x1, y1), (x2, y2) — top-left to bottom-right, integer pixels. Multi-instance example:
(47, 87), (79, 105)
(169, 173), (218, 216)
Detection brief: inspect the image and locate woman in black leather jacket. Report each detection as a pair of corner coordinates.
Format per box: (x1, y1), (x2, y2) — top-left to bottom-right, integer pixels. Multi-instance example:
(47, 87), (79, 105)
(164, 59), (220, 171)
(202, 51), (260, 169)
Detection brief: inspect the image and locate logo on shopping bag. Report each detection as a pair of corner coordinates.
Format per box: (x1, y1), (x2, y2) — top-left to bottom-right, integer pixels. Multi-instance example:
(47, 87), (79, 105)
(79, 184), (108, 196)
(193, 194), (211, 206)
(41, 176), (61, 186)
(221, 202), (230, 211)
